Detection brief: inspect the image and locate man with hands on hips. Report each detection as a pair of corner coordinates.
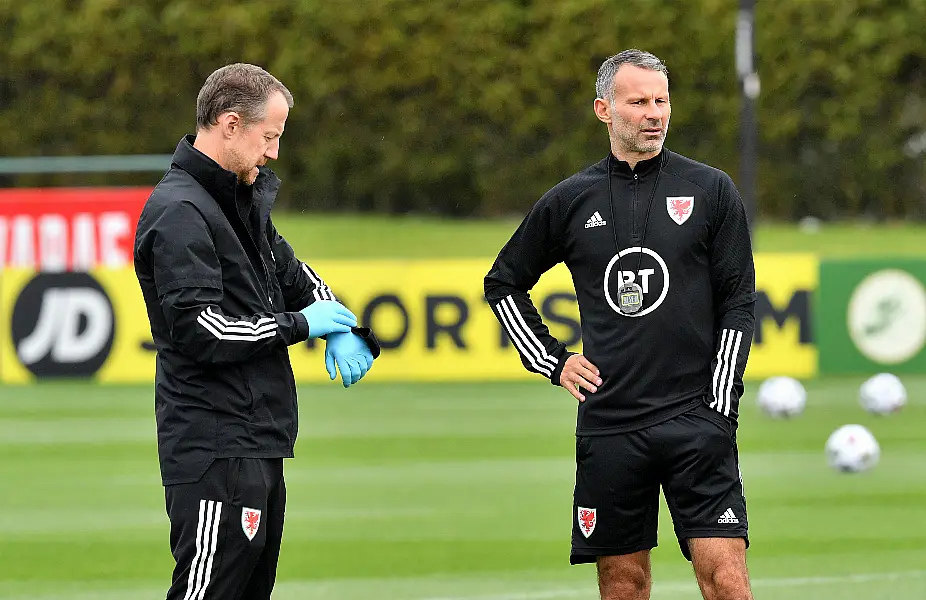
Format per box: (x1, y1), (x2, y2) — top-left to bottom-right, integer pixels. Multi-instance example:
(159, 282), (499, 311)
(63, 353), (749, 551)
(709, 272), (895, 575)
(134, 63), (379, 600)
(485, 50), (755, 600)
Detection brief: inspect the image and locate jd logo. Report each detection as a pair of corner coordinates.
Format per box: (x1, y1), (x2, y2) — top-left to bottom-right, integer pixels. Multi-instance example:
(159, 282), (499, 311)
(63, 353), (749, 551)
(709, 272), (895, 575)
(603, 247), (670, 317)
(848, 269), (926, 364)
(12, 273), (115, 377)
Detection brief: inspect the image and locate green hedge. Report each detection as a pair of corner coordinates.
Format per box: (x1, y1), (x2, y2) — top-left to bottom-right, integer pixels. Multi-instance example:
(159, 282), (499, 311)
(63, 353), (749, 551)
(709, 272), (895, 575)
(2, 0), (924, 218)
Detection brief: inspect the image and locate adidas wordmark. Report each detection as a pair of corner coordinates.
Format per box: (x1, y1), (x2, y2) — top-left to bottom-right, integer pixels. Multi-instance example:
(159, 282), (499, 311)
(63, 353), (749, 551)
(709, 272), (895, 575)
(585, 211), (607, 229)
(717, 508), (740, 524)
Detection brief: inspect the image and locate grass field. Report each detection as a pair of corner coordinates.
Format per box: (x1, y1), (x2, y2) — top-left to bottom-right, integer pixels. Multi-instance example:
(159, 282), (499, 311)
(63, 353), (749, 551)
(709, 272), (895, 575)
(2, 377), (925, 599)
(271, 214), (926, 259)
(3, 219), (924, 598)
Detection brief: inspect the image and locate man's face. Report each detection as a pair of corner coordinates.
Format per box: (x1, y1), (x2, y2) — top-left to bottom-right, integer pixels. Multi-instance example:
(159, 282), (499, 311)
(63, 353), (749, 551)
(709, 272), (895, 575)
(226, 91), (289, 185)
(602, 65), (671, 157)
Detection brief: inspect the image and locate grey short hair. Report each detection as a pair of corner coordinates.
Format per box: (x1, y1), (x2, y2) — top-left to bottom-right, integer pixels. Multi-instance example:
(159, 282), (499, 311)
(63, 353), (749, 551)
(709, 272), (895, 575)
(595, 50), (669, 102)
(196, 63), (294, 130)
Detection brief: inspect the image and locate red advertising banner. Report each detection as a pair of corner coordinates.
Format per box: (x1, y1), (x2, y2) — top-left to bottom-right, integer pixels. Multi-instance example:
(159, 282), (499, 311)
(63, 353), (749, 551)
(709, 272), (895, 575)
(0, 187), (151, 271)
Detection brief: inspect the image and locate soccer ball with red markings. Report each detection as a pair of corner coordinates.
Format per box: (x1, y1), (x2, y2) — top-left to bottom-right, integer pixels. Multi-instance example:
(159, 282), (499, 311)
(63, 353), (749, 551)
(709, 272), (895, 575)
(859, 373), (906, 415)
(755, 376), (806, 419)
(825, 424), (880, 473)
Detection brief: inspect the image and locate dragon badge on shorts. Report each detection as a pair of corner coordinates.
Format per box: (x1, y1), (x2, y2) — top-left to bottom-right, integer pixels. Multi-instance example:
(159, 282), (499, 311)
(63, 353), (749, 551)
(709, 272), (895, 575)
(241, 507), (262, 541)
(577, 506), (597, 538)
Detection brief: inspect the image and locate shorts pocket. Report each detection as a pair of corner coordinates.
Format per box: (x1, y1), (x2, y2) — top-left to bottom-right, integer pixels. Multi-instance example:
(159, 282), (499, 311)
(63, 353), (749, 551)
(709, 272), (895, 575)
(696, 401), (736, 438)
(575, 436), (592, 462)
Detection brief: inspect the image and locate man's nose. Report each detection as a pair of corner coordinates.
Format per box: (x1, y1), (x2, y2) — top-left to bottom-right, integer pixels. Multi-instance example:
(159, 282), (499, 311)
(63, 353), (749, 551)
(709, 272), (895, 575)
(265, 141), (279, 160)
(643, 102), (664, 122)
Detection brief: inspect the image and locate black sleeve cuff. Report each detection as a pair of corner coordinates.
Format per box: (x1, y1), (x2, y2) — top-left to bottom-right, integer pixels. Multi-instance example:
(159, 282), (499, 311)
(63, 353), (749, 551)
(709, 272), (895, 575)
(550, 351), (576, 386)
(291, 311), (310, 342)
(351, 326), (382, 359)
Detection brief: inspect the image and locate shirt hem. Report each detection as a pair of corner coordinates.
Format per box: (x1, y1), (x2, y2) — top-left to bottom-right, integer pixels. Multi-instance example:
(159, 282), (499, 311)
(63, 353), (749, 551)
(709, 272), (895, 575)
(575, 396), (705, 436)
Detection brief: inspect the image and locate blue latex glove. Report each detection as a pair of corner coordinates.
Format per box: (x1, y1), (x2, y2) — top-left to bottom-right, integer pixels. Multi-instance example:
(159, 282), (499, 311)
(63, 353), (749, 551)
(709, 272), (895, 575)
(325, 332), (374, 387)
(300, 301), (357, 339)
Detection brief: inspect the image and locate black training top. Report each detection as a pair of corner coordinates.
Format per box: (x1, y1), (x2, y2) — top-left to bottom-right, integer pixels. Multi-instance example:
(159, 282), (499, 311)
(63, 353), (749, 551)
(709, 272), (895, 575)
(485, 149), (756, 434)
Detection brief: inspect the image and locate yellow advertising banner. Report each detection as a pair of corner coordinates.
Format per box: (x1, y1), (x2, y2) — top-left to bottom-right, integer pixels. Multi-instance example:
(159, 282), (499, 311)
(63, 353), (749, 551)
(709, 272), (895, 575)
(0, 254), (818, 384)
(746, 254), (818, 379)
(289, 260), (578, 382)
(0, 269), (158, 384)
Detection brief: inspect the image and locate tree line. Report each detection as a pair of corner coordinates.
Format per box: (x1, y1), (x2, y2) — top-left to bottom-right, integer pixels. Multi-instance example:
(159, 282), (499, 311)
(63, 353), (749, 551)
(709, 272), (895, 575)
(2, 0), (924, 219)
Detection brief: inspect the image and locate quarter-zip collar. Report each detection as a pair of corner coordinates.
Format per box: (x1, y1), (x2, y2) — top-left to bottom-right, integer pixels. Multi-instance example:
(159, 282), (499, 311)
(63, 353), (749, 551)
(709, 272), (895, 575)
(608, 149), (665, 178)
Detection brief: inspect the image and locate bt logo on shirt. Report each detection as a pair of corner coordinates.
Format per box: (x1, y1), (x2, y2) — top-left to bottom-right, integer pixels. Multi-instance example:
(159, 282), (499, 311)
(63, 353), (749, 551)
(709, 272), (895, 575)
(603, 247), (670, 317)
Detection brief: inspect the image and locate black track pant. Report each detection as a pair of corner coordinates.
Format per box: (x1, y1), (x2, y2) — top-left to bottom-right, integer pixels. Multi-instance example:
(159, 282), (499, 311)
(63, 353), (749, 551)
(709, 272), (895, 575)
(164, 458), (285, 600)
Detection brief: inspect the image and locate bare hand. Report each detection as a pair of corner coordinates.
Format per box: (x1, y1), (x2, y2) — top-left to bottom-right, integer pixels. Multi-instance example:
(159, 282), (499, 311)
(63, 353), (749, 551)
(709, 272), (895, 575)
(558, 354), (602, 403)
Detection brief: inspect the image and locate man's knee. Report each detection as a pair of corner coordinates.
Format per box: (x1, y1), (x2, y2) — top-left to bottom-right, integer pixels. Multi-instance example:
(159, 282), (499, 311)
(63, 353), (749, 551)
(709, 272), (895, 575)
(597, 551), (652, 600)
(698, 563), (751, 599)
(689, 538), (752, 600)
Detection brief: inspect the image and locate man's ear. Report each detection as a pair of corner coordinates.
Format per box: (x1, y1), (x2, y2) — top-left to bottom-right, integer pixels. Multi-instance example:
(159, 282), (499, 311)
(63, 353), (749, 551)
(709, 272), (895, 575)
(216, 111), (241, 138)
(594, 98), (611, 124)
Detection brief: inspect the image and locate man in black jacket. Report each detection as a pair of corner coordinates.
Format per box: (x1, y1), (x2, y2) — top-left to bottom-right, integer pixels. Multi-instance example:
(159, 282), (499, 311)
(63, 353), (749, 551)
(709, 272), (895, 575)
(485, 50), (756, 600)
(135, 63), (379, 600)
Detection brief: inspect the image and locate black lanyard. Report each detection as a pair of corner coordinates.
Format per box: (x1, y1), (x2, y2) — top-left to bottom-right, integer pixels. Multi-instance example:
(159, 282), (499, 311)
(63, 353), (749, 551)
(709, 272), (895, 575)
(606, 152), (663, 285)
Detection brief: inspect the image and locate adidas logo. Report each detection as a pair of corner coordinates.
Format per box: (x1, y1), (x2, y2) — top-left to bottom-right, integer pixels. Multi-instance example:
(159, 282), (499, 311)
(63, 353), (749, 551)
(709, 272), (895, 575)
(717, 508), (739, 524)
(585, 211), (607, 229)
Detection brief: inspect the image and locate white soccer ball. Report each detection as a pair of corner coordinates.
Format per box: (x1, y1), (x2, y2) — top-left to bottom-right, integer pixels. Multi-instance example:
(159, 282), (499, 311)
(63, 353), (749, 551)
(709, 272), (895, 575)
(755, 376), (806, 418)
(825, 424), (880, 473)
(859, 373), (906, 415)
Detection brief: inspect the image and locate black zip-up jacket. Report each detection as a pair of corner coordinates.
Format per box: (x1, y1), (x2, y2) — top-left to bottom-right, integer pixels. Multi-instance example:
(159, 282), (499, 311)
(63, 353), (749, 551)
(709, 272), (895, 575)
(136, 136), (365, 485)
(485, 149), (755, 434)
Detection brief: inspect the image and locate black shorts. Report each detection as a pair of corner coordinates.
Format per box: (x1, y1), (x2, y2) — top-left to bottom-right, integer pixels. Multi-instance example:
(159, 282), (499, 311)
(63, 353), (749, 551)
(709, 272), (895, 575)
(571, 401), (748, 564)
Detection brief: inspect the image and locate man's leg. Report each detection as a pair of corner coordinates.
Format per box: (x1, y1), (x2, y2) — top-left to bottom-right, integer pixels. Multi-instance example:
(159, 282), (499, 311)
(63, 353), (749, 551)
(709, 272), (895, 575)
(660, 403), (752, 600)
(164, 458), (277, 600)
(239, 461), (286, 600)
(597, 551), (652, 600)
(570, 432), (660, 600)
(688, 538), (753, 600)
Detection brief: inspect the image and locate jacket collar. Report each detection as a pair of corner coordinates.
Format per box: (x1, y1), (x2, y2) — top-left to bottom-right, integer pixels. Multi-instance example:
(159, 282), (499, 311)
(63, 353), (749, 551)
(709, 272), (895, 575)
(608, 149), (666, 177)
(170, 135), (281, 216)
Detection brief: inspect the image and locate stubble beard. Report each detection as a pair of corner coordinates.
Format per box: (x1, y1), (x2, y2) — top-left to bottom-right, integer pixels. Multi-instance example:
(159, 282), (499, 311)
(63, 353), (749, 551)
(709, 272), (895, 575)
(633, 136), (664, 154)
(226, 147), (258, 185)
(612, 116), (667, 156)
(617, 127), (665, 155)
(237, 168), (258, 186)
